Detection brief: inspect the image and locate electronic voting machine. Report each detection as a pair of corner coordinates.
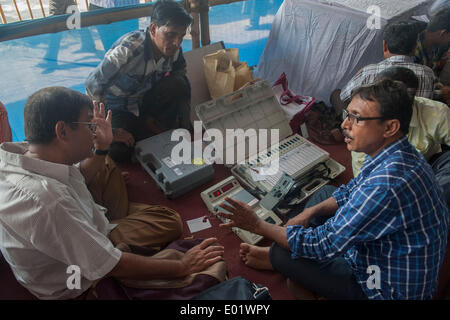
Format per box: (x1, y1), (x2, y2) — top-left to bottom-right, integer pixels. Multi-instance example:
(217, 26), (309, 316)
(201, 176), (282, 245)
(196, 80), (346, 213)
(135, 129), (215, 199)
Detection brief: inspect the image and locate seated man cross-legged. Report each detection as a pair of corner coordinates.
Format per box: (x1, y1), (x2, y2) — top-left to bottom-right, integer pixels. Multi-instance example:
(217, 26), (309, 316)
(85, 0), (193, 163)
(217, 79), (449, 300)
(0, 87), (223, 300)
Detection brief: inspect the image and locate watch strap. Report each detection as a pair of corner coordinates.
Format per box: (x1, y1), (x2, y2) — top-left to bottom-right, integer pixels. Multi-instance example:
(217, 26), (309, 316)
(94, 148), (109, 156)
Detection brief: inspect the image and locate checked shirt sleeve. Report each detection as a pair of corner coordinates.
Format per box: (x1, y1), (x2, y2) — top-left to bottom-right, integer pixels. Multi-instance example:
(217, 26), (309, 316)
(287, 185), (402, 261)
(85, 44), (133, 101)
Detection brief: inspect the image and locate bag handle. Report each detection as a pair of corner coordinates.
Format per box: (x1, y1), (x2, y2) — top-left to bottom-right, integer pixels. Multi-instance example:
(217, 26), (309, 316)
(273, 72), (289, 91)
(280, 90), (312, 106)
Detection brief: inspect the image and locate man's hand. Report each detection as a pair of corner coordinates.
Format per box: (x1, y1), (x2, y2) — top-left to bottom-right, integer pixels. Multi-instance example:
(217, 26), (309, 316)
(180, 238), (224, 276)
(217, 197), (262, 234)
(92, 101), (113, 151)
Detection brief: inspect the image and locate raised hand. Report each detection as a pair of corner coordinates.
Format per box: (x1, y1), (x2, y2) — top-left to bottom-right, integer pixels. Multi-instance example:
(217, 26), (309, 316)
(92, 101), (113, 151)
(216, 197), (261, 234)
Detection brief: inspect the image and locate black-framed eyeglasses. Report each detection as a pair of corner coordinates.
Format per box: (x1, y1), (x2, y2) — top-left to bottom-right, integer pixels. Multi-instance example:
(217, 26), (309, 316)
(72, 122), (97, 132)
(342, 109), (385, 126)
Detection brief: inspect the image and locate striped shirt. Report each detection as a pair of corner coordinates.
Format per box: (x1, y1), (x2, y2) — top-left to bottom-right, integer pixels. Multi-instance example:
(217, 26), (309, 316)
(287, 136), (449, 299)
(85, 29), (187, 117)
(340, 55), (435, 102)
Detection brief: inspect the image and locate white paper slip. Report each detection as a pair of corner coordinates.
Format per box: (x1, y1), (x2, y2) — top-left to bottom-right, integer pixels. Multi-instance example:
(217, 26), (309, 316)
(187, 216), (212, 233)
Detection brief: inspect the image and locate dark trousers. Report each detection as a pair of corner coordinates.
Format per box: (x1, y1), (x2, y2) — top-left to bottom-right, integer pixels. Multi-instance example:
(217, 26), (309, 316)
(269, 185), (368, 300)
(430, 150), (450, 209)
(108, 74), (191, 163)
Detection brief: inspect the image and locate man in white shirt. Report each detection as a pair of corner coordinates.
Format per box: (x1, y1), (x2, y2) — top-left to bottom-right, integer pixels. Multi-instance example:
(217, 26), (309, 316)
(0, 87), (223, 300)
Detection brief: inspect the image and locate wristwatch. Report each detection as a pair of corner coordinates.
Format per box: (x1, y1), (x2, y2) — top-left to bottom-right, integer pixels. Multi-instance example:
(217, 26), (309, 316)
(94, 148), (109, 156)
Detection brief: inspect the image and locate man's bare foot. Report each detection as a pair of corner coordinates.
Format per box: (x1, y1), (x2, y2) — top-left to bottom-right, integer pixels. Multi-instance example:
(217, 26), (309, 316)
(239, 243), (274, 270)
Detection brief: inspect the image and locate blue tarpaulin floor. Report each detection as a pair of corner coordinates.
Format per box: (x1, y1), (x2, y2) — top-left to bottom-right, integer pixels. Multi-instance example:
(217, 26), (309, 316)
(0, 0), (283, 142)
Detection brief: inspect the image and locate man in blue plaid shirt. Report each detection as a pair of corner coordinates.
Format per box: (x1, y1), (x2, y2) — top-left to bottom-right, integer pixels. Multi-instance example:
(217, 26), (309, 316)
(85, 0), (193, 162)
(217, 79), (449, 299)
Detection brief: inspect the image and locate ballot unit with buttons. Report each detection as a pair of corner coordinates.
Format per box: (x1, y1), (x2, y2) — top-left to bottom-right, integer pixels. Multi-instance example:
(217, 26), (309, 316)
(200, 176), (282, 244)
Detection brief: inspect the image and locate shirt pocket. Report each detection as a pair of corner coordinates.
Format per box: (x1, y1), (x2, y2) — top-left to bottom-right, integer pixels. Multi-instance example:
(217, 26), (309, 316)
(114, 73), (143, 94)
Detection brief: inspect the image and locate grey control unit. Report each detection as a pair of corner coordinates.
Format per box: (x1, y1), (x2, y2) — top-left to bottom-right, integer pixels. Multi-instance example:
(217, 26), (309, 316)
(135, 130), (215, 199)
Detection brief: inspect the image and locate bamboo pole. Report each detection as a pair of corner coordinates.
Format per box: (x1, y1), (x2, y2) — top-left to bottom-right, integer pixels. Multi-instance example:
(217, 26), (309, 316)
(25, 0), (34, 19)
(12, 0), (22, 21)
(191, 12), (200, 49)
(85, 0), (89, 10)
(200, 9), (210, 46)
(38, 0), (46, 17)
(0, 4), (7, 23)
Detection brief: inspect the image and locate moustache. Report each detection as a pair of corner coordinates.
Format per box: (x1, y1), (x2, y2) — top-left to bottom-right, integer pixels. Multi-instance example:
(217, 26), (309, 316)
(342, 130), (353, 140)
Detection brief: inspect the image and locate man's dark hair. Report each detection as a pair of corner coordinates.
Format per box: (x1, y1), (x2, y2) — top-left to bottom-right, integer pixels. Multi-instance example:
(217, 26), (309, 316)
(351, 79), (413, 135)
(375, 67), (419, 98)
(151, 0), (193, 28)
(383, 21), (419, 55)
(427, 7), (450, 32)
(24, 87), (92, 144)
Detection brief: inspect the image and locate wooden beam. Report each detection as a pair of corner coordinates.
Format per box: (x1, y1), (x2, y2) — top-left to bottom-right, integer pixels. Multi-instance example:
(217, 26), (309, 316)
(209, 0), (244, 6)
(0, 5), (154, 42)
(190, 12), (200, 49)
(200, 10), (210, 46)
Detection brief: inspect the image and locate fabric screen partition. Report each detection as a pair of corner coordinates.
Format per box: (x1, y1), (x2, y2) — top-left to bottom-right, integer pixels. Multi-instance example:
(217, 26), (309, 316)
(255, 0), (431, 103)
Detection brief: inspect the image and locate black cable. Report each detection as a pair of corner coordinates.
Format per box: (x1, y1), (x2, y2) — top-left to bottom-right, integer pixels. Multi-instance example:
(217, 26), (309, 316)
(276, 162), (331, 209)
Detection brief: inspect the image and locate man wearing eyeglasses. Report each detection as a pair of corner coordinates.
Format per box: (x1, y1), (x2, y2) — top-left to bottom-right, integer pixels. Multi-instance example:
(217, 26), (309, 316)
(0, 87), (223, 299)
(85, 0), (193, 163)
(351, 67), (450, 212)
(215, 79), (449, 300)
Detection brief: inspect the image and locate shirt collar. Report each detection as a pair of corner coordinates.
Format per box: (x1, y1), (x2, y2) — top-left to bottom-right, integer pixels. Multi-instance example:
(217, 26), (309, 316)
(359, 136), (410, 176)
(144, 28), (154, 61)
(410, 98), (419, 128)
(0, 142), (73, 185)
(385, 55), (413, 63)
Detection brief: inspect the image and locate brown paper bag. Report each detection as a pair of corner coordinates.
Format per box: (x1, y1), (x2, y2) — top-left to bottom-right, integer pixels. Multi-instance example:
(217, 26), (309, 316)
(203, 48), (254, 99)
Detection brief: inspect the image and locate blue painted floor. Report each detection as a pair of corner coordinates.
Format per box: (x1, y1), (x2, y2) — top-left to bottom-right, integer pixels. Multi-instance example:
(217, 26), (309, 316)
(0, 0), (283, 142)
